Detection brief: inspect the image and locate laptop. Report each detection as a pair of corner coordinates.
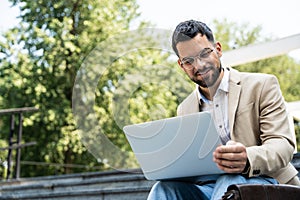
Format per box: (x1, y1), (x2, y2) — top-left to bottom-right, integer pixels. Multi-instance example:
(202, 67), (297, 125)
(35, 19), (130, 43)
(123, 111), (224, 180)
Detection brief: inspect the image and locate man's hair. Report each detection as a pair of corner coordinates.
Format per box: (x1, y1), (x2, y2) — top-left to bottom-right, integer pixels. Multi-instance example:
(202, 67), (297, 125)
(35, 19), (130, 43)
(172, 20), (215, 57)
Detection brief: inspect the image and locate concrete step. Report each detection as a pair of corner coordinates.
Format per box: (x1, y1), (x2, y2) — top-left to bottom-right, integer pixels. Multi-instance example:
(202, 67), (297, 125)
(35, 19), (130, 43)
(0, 186), (151, 200)
(0, 168), (155, 200)
(1, 153), (299, 199)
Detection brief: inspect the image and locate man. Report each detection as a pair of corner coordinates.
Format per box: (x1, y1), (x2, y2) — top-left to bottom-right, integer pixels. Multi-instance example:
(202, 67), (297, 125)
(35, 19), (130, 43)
(147, 20), (300, 200)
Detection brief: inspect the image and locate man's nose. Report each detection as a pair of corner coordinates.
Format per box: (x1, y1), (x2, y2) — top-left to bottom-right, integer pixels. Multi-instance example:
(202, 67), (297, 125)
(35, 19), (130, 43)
(193, 57), (206, 70)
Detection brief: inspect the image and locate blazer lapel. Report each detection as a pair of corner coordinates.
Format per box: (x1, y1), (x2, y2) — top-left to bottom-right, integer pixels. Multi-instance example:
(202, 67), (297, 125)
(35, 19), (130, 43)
(228, 68), (241, 135)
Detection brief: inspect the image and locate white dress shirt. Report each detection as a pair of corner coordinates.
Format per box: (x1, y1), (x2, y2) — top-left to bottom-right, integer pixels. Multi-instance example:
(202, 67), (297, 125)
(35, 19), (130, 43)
(197, 68), (230, 144)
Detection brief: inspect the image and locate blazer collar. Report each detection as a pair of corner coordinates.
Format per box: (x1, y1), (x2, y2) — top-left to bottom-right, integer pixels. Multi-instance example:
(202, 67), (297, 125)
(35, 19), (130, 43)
(227, 67), (241, 135)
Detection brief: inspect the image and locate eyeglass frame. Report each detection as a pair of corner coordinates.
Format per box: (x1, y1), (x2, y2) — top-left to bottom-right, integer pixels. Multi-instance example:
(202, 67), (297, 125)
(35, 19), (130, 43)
(179, 47), (214, 70)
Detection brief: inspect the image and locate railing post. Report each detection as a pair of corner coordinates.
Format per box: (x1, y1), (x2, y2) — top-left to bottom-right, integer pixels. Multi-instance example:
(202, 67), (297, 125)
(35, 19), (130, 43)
(15, 113), (23, 179)
(0, 107), (38, 180)
(7, 114), (15, 180)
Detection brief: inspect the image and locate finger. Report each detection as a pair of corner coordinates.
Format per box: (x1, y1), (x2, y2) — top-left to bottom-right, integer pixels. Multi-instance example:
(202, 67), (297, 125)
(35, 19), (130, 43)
(226, 140), (237, 146)
(215, 159), (246, 168)
(214, 158), (248, 174)
(216, 144), (245, 154)
(214, 155), (247, 172)
(225, 141), (245, 152)
(215, 162), (245, 173)
(218, 151), (246, 161)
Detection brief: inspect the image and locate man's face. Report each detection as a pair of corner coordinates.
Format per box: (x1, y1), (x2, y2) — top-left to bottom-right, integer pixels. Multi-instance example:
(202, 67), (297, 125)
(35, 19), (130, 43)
(176, 34), (223, 88)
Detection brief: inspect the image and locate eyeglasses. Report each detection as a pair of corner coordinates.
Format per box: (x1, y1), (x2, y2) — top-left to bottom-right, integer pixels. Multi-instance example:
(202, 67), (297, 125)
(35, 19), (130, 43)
(180, 48), (214, 69)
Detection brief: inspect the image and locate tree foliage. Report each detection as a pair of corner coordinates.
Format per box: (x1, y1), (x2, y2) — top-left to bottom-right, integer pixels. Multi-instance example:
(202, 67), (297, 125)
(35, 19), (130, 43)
(0, 0), (191, 177)
(0, 0), (144, 177)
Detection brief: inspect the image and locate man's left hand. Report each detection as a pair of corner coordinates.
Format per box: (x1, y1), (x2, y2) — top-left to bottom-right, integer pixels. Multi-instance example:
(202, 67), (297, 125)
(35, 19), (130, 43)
(213, 140), (248, 173)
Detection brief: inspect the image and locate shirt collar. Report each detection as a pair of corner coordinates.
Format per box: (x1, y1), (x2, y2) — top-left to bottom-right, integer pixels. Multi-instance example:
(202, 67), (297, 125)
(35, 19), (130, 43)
(197, 67), (229, 103)
(219, 67), (229, 93)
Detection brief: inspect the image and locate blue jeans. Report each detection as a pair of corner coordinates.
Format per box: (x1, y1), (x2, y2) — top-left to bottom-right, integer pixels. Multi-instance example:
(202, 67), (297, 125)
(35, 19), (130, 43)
(147, 174), (277, 200)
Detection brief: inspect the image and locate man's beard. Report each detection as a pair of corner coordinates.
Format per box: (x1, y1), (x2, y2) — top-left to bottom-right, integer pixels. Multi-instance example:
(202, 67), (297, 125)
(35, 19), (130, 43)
(192, 64), (222, 88)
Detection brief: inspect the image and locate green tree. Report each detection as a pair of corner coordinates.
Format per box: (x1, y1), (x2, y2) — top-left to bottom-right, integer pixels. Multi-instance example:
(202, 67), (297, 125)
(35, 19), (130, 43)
(71, 28), (193, 170)
(0, 0), (190, 178)
(0, 0), (143, 177)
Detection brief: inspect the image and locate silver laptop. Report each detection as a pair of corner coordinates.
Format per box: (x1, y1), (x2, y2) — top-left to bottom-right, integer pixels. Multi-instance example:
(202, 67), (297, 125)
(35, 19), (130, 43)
(123, 111), (224, 180)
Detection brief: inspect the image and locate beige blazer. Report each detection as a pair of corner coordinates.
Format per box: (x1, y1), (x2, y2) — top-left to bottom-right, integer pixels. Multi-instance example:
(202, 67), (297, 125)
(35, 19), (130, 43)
(177, 67), (298, 184)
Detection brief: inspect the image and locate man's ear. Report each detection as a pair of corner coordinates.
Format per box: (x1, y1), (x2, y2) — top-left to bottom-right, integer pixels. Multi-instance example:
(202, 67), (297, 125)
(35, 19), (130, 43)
(177, 59), (184, 70)
(215, 42), (223, 57)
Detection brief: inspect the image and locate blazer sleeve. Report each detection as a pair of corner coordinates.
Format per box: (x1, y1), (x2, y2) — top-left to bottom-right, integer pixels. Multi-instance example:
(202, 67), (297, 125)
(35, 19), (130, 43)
(245, 75), (295, 179)
(176, 89), (200, 116)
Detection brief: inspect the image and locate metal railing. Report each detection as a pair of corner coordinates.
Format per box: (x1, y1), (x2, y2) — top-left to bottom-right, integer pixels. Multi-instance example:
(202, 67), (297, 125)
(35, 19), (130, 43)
(0, 107), (38, 179)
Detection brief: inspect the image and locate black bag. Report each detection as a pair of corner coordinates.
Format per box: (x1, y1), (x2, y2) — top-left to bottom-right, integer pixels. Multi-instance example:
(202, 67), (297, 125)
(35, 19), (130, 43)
(221, 184), (300, 200)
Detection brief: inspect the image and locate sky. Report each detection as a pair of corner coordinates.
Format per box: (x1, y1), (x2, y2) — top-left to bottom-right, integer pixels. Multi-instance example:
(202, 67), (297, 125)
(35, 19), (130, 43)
(1, 0), (299, 58)
(0, 0), (20, 31)
(135, 0), (300, 59)
(135, 0), (300, 38)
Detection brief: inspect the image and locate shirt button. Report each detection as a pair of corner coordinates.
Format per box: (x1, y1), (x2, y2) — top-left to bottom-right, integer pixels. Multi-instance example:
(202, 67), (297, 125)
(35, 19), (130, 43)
(219, 125), (222, 128)
(216, 104), (219, 107)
